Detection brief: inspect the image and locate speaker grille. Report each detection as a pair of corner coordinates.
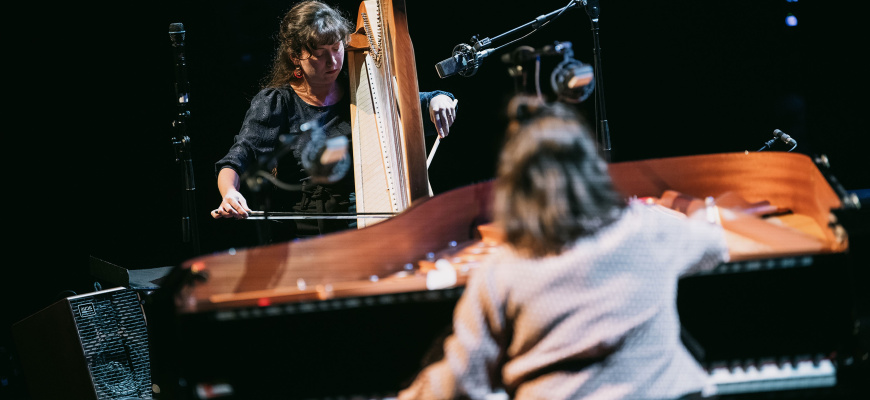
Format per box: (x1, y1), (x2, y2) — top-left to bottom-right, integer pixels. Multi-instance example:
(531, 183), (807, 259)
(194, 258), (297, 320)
(70, 289), (152, 399)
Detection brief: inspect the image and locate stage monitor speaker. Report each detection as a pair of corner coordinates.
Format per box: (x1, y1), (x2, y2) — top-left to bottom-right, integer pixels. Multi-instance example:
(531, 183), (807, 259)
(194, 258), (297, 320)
(12, 286), (153, 400)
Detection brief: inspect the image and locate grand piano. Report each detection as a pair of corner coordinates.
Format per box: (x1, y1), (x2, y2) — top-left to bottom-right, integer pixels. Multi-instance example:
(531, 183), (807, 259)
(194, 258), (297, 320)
(150, 152), (867, 400)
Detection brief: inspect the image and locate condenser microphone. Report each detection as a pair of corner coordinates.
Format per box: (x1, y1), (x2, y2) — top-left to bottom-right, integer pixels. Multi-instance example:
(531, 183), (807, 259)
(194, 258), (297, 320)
(773, 129), (797, 151)
(435, 44), (495, 78)
(168, 23), (189, 107)
(551, 60), (594, 103)
(300, 121), (350, 184)
(548, 42), (594, 103)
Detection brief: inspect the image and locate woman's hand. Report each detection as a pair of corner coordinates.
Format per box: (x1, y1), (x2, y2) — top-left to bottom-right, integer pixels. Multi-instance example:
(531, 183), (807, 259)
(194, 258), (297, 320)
(429, 95), (458, 138)
(212, 189), (252, 219)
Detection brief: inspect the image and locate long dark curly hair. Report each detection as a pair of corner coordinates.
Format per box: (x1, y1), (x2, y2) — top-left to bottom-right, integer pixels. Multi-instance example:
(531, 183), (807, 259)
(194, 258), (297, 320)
(495, 96), (627, 258)
(263, 1), (353, 88)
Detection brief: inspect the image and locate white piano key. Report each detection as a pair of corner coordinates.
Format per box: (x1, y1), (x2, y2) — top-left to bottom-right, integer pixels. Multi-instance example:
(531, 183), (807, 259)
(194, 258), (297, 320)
(801, 361), (821, 376)
(759, 361), (784, 380)
(743, 364), (761, 381)
(817, 359), (836, 375)
(709, 366), (733, 385)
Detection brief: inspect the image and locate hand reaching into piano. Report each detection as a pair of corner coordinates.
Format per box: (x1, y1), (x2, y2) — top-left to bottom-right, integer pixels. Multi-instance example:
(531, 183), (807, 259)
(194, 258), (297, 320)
(429, 94), (457, 138)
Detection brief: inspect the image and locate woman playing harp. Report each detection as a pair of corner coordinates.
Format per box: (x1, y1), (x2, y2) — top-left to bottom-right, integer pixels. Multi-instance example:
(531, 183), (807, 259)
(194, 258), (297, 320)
(212, 0), (458, 241)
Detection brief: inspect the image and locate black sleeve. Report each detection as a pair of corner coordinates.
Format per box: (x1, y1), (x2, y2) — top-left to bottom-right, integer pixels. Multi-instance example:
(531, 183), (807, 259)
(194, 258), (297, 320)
(419, 90), (456, 137)
(215, 88), (291, 177)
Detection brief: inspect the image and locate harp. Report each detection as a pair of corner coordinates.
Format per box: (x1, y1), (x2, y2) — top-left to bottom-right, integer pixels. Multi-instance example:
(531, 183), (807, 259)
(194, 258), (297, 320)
(346, 0), (430, 228)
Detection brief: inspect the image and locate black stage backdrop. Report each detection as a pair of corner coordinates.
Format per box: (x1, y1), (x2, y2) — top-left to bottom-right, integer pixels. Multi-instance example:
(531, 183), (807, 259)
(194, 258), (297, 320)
(3, 1), (867, 397)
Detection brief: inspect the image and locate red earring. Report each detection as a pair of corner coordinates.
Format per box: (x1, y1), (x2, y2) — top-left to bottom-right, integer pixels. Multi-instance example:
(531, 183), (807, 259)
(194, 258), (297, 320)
(293, 67), (303, 79)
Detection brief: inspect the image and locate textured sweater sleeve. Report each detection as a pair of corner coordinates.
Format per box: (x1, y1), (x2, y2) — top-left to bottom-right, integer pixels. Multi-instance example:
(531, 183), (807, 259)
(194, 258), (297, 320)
(215, 88), (290, 177)
(398, 265), (506, 400)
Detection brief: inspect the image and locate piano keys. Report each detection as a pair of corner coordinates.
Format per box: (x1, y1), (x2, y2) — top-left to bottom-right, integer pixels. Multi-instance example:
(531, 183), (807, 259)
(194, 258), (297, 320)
(678, 252), (858, 400)
(707, 357), (837, 396)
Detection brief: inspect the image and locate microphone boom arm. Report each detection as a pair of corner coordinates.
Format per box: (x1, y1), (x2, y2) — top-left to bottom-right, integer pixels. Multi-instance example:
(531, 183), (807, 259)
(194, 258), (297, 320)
(435, 0), (585, 79)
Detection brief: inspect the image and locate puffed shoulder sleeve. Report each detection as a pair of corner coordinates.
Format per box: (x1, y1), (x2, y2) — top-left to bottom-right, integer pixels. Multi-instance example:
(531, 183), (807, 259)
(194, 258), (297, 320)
(215, 88), (291, 177)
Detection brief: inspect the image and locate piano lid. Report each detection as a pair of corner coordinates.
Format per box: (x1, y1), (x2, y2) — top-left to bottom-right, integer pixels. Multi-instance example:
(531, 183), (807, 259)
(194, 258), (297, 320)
(608, 152), (842, 234)
(608, 152), (847, 260)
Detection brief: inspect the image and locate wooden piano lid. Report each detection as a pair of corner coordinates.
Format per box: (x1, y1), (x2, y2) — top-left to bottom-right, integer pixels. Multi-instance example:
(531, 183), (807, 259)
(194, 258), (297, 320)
(609, 152), (841, 231)
(609, 152), (847, 261)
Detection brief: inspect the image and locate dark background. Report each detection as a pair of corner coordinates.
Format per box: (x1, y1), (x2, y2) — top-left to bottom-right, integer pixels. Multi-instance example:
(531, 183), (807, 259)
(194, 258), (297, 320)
(3, 0), (868, 397)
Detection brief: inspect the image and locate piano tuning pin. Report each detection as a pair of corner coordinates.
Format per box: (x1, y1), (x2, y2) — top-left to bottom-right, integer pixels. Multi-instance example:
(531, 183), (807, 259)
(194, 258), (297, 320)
(448, 240), (457, 247)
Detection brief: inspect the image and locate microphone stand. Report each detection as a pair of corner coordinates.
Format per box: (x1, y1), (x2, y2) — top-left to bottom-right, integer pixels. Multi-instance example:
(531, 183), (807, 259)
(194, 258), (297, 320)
(757, 138), (777, 152)
(169, 23), (201, 257)
(172, 134), (200, 255)
(482, 1), (585, 49)
(584, 0), (611, 162)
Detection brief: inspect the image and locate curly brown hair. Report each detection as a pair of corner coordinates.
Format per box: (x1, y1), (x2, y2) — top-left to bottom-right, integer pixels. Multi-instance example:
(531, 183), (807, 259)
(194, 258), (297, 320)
(495, 96), (626, 258)
(263, 1), (353, 88)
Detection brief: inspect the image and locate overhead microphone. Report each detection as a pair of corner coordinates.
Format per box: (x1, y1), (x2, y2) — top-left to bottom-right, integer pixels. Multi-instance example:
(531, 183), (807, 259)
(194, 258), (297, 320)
(300, 121), (350, 184)
(501, 41), (595, 103)
(551, 61), (594, 103)
(547, 42), (594, 103)
(435, 43), (495, 79)
(242, 121), (349, 193)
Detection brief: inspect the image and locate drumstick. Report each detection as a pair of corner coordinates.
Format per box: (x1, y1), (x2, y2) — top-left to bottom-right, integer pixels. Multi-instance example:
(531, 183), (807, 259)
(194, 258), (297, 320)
(427, 99), (458, 169)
